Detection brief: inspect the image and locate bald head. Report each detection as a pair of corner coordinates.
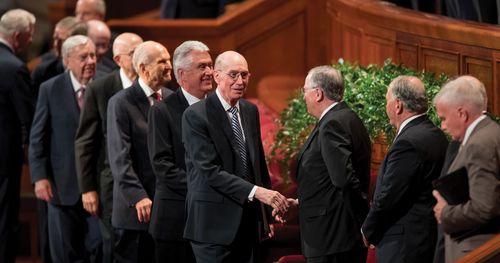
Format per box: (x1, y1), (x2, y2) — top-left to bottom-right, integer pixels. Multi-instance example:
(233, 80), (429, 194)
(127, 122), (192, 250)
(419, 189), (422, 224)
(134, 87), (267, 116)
(112, 33), (143, 80)
(86, 20), (110, 61)
(76, 0), (106, 21)
(214, 51), (250, 106)
(133, 41), (172, 90)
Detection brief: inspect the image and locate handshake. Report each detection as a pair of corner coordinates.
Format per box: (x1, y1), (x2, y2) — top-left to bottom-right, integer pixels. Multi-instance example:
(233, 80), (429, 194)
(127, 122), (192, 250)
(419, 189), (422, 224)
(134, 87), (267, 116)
(254, 186), (299, 224)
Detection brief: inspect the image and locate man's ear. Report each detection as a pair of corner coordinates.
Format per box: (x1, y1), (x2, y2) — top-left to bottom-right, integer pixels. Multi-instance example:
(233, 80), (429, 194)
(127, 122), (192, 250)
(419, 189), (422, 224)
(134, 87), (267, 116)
(113, 54), (121, 65)
(395, 99), (404, 115)
(213, 70), (221, 85)
(457, 107), (468, 122)
(315, 88), (324, 102)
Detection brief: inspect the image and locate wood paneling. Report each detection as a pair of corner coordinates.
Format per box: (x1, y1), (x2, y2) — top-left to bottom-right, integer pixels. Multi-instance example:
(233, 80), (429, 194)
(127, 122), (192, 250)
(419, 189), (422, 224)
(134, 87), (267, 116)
(107, 0), (311, 98)
(326, 0), (500, 116)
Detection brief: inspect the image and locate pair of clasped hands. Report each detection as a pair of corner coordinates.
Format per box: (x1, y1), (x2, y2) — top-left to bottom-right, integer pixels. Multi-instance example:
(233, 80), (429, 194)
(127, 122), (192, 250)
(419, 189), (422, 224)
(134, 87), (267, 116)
(254, 186), (299, 238)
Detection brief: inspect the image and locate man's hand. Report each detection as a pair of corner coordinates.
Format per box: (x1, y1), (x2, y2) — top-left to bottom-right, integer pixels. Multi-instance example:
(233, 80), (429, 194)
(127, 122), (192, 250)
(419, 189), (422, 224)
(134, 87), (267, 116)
(135, 198), (152, 223)
(34, 179), (53, 202)
(254, 186), (289, 215)
(82, 191), (99, 216)
(273, 198), (298, 223)
(433, 190), (447, 224)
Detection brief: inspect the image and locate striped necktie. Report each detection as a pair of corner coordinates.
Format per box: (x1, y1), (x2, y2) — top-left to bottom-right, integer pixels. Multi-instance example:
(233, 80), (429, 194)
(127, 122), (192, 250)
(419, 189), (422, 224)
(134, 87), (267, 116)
(228, 106), (248, 179)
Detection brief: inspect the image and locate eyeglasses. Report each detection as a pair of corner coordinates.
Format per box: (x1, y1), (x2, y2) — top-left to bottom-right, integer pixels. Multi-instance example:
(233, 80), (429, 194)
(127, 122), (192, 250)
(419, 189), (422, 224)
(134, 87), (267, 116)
(221, 71), (250, 81)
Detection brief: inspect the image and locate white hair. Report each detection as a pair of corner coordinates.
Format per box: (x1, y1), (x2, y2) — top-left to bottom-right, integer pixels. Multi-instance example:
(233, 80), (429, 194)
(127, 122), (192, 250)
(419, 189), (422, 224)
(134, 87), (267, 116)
(173, 40), (210, 80)
(0, 9), (36, 37)
(62, 35), (93, 58)
(433, 76), (486, 115)
(132, 41), (162, 73)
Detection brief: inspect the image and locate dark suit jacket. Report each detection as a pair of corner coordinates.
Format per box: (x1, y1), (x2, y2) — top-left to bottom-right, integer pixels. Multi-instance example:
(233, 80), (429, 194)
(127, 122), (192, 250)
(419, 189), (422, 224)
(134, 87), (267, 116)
(107, 81), (172, 230)
(75, 70), (124, 212)
(29, 72), (83, 206)
(182, 93), (271, 245)
(441, 117), (500, 260)
(0, 43), (34, 177)
(148, 88), (190, 241)
(296, 102), (371, 258)
(362, 115), (448, 263)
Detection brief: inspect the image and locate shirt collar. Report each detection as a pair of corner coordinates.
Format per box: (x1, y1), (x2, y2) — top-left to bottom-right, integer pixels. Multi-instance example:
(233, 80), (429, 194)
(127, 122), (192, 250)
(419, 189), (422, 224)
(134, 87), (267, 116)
(119, 68), (133, 89)
(181, 87), (202, 106)
(138, 77), (161, 98)
(319, 102), (339, 121)
(216, 88), (240, 112)
(69, 70), (89, 92)
(462, 115), (487, 146)
(397, 113), (426, 136)
(0, 37), (13, 53)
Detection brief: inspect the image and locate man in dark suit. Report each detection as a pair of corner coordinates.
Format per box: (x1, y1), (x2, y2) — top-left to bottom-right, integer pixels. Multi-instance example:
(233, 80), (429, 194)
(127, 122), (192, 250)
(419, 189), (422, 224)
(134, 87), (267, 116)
(29, 35), (97, 262)
(87, 20), (117, 79)
(107, 41), (173, 263)
(361, 76), (448, 263)
(433, 76), (500, 263)
(75, 32), (143, 263)
(284, 66), (371, 263)
(182, 50), (289, 263)
(0, 9), (35, 263)
(148, 40), (213, 263)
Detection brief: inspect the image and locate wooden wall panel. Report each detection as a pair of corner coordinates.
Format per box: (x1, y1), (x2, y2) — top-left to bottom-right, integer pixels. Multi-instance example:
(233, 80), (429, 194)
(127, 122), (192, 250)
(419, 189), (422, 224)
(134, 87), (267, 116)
(493, 52), (500, 115)
(465, 57), (494, 112)
(420, 48), (460, 77)
(340, 24), (363, 64)
(396, 43), (418, 69)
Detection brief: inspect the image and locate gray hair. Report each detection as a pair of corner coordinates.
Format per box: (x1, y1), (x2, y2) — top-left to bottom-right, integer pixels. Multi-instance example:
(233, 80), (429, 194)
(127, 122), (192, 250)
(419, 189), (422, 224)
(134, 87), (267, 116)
(0, 9), (36, 37)
(56, 16), (88, 36)
(132, 41), (161, 73)
(62, 35), (93, 58)
(389, 76), (428, 114)
(173, 40), (209, 80)
(307, 65), (344, 102)
(433, 76), (486, 115)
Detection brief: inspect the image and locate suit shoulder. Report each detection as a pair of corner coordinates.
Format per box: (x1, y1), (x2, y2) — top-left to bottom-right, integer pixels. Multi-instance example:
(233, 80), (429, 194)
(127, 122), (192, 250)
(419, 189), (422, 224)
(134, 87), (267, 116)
(39, 73), (67, 92)
(88, 71), (118, 90)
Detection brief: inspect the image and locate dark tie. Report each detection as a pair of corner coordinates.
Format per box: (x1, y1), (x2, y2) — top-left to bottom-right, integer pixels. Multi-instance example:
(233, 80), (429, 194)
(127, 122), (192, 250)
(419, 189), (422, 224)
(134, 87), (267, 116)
(228, 107), (248, 179)
(151, 92), (161, 102)
(77, 86), (86, 110)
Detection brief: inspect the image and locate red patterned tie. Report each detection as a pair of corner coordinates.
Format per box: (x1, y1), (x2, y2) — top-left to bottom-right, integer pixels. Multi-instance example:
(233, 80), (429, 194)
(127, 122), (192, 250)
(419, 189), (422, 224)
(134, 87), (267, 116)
(77, 86), (86, 110)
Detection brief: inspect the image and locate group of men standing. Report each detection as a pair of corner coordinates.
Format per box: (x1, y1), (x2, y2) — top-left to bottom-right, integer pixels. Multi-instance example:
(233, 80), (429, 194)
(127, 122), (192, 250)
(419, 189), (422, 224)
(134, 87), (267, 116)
(1, 3), (499, 263)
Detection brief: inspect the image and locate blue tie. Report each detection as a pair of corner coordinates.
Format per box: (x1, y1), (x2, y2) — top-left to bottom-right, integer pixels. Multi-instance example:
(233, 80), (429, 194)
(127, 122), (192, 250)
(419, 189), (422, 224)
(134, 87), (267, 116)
(229, 107), (248, 179)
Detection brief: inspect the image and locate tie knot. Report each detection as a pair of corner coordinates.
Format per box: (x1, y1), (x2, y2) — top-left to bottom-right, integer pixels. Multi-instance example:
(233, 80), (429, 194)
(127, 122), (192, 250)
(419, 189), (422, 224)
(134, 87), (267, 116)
(229, 106), (238, 115)
(151, 92), (161, 102)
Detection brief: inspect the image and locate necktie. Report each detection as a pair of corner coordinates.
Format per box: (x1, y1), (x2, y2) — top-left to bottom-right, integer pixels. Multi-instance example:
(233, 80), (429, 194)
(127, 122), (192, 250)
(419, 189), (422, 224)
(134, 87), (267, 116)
(228, 107), (248, 180)
(151, 92), (161, 103)
(77, 86), (86, 110)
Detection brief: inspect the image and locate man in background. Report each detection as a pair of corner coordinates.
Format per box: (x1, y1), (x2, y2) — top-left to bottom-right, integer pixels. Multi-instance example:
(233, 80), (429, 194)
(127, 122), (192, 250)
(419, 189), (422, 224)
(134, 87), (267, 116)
(433, 76), (500, 262)
(362, 76), (448, 263)
(29, 35), (97, 262)
(75, 32), (143, 263)
(87, 19), (117, 78)
(0, 8), (35, 263)
(76, 0), (106, 22)
(107, 41), (173, 262)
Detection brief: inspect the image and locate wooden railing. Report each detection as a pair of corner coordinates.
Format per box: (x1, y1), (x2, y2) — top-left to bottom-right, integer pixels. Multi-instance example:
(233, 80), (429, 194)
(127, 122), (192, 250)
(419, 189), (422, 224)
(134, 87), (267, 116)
(457, 234), (500, 263)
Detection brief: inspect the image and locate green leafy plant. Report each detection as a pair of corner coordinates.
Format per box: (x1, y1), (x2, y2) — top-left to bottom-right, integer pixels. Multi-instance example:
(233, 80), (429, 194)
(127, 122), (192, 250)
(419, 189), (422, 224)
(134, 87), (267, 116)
(270, 59), (449, 183)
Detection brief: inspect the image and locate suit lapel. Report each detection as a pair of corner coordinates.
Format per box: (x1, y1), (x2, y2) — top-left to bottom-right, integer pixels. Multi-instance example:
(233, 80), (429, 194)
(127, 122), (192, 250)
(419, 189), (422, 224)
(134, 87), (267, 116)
(240, 100), (257, 167)
(206, 93), (234, 146)
(130, 81), (150, 120)
(62, 72), (80, 118)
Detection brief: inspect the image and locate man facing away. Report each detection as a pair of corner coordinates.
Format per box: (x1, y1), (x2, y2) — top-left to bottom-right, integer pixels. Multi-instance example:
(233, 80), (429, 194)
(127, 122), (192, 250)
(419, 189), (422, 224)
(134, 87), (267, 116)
(107, 41), (173, 263)
(361, 76), (448, 263)
(433, 76), (500, 263)
(0, 8), (35, 263)
(182, 50), (290, 263)
(75, 32), (143, 263)
(283, 66), (371, 263)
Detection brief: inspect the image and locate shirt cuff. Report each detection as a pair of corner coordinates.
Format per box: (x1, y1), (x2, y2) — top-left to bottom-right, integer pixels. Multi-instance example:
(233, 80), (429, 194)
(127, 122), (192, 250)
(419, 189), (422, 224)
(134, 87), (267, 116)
(248, 185), (258, 201)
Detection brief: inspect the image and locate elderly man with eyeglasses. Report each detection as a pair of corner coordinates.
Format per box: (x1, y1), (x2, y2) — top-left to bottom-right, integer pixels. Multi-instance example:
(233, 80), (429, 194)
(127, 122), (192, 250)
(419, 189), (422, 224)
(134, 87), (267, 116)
(181, 50), (289, 263)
